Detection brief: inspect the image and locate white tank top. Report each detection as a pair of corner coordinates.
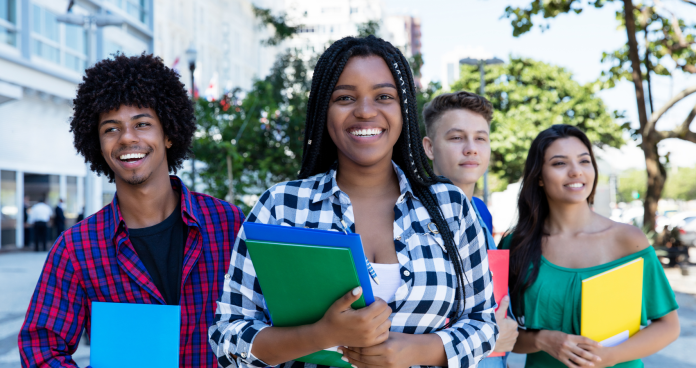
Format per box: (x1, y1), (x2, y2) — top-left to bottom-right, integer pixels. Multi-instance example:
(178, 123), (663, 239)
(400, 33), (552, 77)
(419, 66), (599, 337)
(369, 263), (402, 303)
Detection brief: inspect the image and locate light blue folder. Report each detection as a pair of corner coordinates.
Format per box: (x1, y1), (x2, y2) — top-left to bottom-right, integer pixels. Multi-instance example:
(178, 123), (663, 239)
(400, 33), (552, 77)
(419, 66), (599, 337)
(91, 302), (180, 368)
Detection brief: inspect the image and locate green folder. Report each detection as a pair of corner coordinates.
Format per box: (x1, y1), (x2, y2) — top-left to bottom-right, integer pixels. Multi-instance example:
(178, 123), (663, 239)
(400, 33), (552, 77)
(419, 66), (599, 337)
(245, 239), (366, 368)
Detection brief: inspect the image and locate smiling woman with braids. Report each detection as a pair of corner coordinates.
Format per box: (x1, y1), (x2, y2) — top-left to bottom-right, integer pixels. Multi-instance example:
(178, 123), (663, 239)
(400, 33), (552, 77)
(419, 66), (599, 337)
(209, 36), (498, 368)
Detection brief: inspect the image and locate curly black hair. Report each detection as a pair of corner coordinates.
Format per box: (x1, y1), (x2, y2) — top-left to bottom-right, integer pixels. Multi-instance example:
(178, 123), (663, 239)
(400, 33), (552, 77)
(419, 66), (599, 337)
(70, 53), (195, 182)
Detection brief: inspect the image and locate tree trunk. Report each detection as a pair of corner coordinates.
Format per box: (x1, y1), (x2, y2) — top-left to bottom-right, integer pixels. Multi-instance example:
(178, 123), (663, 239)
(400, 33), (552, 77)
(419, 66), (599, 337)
(226, 155), (234, 203)
(623, 0), (657, 229)
(642, 137), (666, 231)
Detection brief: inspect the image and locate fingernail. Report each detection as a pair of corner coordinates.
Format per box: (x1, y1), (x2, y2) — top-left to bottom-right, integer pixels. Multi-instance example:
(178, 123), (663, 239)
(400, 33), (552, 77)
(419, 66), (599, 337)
(341, 357), (349, 362)
(352, 365), (358, 368)
(337, 348), (343, 354)
(503, 295), (510, 301)
(352, 287), (361, 296)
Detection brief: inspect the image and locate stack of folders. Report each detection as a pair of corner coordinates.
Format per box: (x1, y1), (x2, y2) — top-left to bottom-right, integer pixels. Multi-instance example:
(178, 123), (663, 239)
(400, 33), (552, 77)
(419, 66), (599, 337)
(243, 222), (376, 368)
(91, 302), (181, 368)
(486, 249), (509, 358)
(581, 257), (644, 347)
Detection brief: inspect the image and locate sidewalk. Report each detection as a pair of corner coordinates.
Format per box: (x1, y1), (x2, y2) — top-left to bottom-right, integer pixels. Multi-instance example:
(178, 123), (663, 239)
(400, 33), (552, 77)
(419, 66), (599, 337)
(1, 250), (695, 367)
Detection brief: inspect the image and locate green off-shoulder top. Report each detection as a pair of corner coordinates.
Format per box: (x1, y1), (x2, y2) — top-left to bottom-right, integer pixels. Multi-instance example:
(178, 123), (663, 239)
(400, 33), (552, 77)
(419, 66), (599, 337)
(500, 236), (679, 368)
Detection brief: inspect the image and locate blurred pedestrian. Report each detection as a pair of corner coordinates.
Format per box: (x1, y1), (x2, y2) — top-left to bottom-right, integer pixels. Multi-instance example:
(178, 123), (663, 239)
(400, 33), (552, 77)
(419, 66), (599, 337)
(422, 91), (518, 368)
(54, 198), (65, 238)
(23, 196), (31, 247)
(28, 196), (51, 252)
(76, 207), (84, 223)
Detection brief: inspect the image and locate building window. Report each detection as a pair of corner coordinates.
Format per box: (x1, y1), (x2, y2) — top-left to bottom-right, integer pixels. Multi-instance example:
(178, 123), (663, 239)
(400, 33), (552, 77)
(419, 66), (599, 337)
(0, 0), (17, 47)
(31, 5), (88, 72)
(105, 0), (149, 25)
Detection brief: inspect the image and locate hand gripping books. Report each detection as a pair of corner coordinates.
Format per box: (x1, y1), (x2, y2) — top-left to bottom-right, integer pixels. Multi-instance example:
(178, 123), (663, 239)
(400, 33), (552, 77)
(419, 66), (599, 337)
(581, 258), (644, 347)
(243, 222), (376, 368)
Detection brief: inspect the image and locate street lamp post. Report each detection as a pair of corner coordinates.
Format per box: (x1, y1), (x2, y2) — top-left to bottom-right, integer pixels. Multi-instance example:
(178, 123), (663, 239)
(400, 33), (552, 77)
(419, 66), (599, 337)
(185, 46), (197, 192)
(56, 12), (125, 217)
(459, 56), (504, 205)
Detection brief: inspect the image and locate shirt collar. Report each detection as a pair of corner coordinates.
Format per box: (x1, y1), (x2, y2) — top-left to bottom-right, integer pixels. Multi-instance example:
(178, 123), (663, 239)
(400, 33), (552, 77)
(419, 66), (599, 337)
(109, 175), (199, 240)
(310, 161), (415, 204)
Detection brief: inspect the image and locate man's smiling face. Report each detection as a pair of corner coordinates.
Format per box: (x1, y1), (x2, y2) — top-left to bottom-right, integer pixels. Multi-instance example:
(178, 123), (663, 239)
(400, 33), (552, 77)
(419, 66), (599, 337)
(98, 105), (172, 186)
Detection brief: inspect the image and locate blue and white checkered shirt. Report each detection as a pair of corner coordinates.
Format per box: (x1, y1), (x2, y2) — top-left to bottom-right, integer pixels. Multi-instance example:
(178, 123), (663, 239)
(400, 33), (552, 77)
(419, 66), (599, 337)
(209, 162), (498, 368)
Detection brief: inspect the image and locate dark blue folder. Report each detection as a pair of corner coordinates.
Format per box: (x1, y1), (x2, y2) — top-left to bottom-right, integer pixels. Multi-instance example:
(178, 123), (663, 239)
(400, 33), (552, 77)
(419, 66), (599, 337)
(91, 302), (180, 368)
(243, 222), (375, 305)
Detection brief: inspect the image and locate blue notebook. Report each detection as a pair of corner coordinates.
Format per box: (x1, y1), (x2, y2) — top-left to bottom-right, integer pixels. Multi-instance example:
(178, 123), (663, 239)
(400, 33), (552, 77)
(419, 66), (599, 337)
(90, 302), (180, 368)
(243, 222), (375, 305)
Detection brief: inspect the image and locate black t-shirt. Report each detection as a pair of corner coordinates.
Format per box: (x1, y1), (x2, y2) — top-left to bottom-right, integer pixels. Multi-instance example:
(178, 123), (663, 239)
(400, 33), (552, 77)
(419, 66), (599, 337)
(129, 204), (186, 305)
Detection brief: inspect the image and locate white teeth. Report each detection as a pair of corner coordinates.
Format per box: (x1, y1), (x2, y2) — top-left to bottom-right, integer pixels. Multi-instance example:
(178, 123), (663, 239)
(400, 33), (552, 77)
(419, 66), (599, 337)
(566, 183), (583, 188)
(350, 128), (382, 137)
(119, 153), (146, 160)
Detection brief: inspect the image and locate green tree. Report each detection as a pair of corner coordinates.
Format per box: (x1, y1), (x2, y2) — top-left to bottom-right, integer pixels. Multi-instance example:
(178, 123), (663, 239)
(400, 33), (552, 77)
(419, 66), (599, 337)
(193, 50), (312, 212)
(252, 5), (302, 46)
(449, 58), (624, 185)
(356, 20), (380, 37)
(504, 0), (696, 230)
(618, 169), (647, 202)
(664, 166), (696, 200)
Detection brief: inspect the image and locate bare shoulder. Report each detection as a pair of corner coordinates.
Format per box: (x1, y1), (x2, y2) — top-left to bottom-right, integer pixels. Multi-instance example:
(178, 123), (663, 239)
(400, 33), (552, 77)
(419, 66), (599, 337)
(610, 220), (650, 253)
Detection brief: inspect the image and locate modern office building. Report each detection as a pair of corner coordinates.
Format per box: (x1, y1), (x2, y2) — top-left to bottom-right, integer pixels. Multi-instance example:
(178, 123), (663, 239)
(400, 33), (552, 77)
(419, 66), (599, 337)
(0, 0), (286, 249)
(382, 14), (421, 85)
(283, 0), (421, 83)
(0, 0), (153, 249)
(152, 0), (282, 97)
(283, 0), (385, 54)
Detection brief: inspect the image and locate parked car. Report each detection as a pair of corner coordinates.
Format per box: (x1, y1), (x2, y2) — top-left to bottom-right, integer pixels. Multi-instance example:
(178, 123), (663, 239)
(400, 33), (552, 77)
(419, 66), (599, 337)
(667, 211), (696, 247)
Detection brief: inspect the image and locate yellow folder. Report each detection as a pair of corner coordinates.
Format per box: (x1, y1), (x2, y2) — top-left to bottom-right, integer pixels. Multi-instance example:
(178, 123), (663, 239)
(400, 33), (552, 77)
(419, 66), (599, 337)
(581, 257), (644, 347)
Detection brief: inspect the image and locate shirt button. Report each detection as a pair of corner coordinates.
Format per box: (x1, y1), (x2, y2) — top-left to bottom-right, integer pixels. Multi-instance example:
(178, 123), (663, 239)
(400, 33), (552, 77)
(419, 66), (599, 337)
(224, 274), (231, 280)
(396, 236), (402, 241)
(403, 270), (411, 277)
(241, 352), (247, 358)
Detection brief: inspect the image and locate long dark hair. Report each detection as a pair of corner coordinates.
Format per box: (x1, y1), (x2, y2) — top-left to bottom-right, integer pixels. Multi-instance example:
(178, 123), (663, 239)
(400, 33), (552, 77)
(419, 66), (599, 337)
(508, 124), (598, 323)
(299, 35), (468, 327)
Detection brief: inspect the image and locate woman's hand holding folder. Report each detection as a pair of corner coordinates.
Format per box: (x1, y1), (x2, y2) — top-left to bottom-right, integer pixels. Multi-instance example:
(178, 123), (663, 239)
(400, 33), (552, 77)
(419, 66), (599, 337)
(317, 287), (392, 348)
(251, 287), (391, 366)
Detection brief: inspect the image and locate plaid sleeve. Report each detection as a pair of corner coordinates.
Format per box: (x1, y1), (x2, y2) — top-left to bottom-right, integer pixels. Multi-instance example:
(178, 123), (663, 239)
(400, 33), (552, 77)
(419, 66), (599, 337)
(433, 194), (499, 368)
(209, 190), (276, 368)
(18, 235), (88, 367)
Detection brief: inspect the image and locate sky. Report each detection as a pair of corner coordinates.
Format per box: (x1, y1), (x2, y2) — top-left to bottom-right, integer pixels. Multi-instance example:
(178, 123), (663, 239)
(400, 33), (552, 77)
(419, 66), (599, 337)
(382, 0), (696, 171)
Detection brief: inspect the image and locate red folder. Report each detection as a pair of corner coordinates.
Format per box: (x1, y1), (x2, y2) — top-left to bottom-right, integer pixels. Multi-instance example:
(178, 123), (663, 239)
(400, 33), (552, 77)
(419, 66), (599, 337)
(487, 249), (509, 358)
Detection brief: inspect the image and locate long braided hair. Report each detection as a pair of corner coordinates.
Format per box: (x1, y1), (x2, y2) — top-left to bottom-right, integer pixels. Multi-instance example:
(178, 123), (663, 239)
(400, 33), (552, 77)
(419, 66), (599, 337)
(299, 35), (469, 328)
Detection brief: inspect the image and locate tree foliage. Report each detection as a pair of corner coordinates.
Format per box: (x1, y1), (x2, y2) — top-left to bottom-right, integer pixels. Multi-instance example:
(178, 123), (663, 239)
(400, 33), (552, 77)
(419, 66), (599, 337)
(252, 6), (302, 46)
(618, 166), (696, 201)
(356, 20), (381, 37)
(618, 168), (647, 202)
(450, 58), (625, 184)
(192, 50), (312, 212)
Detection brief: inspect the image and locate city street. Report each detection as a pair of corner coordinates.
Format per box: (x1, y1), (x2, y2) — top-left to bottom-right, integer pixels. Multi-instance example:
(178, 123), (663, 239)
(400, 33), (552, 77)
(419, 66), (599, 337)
(1, 250), (695, 368)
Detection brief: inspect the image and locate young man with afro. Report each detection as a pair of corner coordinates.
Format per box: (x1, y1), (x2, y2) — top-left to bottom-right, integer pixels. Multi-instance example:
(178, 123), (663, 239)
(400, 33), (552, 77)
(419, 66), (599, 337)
(18, 53), (245, 367)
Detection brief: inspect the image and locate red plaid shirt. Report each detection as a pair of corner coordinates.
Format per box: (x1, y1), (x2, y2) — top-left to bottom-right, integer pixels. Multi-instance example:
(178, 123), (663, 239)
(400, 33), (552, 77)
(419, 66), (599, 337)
(18, 176), (244, 367)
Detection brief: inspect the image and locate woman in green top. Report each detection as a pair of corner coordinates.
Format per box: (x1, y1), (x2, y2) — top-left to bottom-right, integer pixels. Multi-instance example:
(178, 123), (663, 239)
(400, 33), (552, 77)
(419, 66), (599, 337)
(502, 124), (680, 368)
